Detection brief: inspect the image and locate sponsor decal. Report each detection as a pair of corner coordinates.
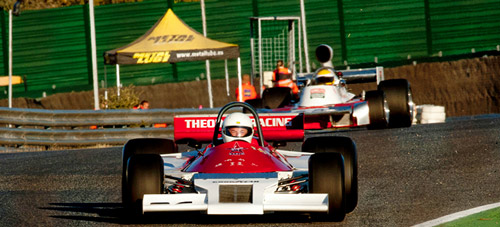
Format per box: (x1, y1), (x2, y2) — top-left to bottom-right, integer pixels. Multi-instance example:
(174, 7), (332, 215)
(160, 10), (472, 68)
(184, 119), (216, 128)
(176, 50), (224, 58)
(228, 142), (246, 156)
(147, 35), (194, 44)
(184, 117), (293, 129)
(253, 117), (294, 127)
(212, 180), (259, 183)
(133, 52), (171, 64)
(310, 88), (326, 99)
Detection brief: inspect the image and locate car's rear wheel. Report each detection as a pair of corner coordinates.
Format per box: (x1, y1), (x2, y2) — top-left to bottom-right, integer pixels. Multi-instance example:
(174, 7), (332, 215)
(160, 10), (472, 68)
(122, 139), (175, 209)
(378, 79), (413, 128)
(125, 154), (164, 214)
(365, 90), (389, 129)
(303, 136), (358, 213)
(309, 152), (346, 221)
(261, 87), (292, 109)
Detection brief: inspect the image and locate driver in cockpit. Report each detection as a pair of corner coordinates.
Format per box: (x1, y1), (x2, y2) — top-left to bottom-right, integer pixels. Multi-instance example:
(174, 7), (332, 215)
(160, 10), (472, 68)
(221, 112), (254, 143)
(315, 68), (336, 85)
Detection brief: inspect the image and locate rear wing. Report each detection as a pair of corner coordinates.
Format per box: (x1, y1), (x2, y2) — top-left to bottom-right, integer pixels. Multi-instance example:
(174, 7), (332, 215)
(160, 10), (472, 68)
(340, 66), (384, 84)
(174, 113), (305, 144)
(297, 66), (385, 88)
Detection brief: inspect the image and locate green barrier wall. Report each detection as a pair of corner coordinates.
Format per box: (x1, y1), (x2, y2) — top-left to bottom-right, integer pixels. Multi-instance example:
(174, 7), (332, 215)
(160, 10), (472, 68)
(0, 0), (499, 99)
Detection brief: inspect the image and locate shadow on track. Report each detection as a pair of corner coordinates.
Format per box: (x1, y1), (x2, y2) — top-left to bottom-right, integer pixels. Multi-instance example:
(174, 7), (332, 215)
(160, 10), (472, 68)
(41, 202), (318, 225)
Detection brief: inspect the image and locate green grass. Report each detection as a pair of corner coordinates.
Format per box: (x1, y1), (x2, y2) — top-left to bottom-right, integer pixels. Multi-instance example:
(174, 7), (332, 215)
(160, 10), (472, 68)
(439, 207), (500, 227)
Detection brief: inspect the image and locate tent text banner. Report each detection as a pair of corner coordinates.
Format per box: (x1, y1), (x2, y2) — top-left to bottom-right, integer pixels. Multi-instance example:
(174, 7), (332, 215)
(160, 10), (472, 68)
(124, 48), (239, 64)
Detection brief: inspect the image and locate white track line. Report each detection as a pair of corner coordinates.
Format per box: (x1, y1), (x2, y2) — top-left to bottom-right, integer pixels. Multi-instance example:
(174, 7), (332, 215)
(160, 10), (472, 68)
(412, 202), (500, 227)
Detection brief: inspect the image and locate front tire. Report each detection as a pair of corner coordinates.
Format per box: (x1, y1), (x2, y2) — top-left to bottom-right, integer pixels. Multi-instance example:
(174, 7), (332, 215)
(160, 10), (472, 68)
(365, 90), (389, 130)
(303, 136), (358, 213)
(245, 98), (263, 110)
(122, 139), (175, 210)
(261, 87), (292, 109)
(309, 152), (346, 221)
(125, 154), (164, 214)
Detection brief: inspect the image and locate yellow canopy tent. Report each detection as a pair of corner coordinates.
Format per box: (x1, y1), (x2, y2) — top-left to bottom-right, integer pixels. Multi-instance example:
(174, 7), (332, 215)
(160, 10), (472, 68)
(104, 9), (242, 105)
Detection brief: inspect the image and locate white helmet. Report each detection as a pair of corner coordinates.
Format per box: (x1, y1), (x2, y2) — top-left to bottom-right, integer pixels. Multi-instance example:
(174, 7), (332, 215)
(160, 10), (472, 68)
(222, 112), (254, 143)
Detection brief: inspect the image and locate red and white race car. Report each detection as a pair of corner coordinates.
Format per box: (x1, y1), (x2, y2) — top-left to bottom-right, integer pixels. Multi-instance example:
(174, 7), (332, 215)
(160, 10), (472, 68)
(247, 44), (414, 130)
(122, 102), (357, 221)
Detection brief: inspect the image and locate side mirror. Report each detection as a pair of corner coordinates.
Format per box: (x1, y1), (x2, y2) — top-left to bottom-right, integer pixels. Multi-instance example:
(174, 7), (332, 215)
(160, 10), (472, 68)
(339, 79), (347, 87)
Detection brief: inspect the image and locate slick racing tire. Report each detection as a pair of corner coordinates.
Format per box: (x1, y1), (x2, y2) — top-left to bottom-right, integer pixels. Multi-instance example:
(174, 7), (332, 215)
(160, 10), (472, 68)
(378, 79), (413, 128)
(261, 87), (292, 109)
(244, 98), (263, 111)
(365, 90), (389, 130)
(122, 138), (176, 207)
(309, 152), (346, 221)
(303, 136), (358, 213)
(125, 154), (164, 214)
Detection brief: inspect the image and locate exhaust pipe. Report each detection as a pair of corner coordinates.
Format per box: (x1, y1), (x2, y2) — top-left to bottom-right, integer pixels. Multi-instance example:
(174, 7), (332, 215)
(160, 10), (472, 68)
(315, 44), (334, 68)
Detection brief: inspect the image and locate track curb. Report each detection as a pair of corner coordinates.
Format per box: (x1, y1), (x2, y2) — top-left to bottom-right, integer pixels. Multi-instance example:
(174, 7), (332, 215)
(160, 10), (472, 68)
(412, 202), (500, 227)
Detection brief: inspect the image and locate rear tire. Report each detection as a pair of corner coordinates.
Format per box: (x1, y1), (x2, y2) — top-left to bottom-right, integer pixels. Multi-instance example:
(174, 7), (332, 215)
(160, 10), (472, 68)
(309, 152), (346, 221)
(365, 90), (389, 129)
(261, 87), (292, 109)
(122, 139), (175, 209)
(303, 136), (358, 213)
(378, 79), (413, 128)
(126, 154), (164, 214)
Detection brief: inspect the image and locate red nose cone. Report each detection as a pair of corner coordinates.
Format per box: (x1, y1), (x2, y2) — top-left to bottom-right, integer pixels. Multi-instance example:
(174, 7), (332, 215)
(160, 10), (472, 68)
(184, 141), (292, 173)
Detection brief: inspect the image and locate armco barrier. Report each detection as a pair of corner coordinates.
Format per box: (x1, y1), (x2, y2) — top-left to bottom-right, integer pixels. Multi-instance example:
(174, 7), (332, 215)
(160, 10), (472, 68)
(0, 107), (220, 147)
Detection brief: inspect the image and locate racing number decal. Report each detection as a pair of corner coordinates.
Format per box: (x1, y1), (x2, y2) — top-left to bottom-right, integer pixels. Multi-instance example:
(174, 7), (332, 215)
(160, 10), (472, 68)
(133, 52), (171, 64)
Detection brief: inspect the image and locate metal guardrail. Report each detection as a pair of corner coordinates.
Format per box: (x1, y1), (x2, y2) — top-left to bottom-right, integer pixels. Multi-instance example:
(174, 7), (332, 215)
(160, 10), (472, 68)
(0, 107), (220, 147)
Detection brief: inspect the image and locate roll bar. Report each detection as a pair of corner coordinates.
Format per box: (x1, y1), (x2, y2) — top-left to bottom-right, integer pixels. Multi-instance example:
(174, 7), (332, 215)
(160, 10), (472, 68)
(212, 102), (265, 147)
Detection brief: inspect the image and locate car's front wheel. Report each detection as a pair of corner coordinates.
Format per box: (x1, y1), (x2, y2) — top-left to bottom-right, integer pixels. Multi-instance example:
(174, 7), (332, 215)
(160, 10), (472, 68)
(261, 87), (292, 109)
(125, 154), (164, 214)
(309, 152), (346, 221)
(121, 138), (175, 208)
(303, 136), (358, 213)
(365, 90), (389, 129)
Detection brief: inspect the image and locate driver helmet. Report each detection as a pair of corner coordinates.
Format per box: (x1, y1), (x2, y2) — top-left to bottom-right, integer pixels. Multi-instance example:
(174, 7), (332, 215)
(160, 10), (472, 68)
(315, 68), (335, 85)
(222, 112), (254, 143)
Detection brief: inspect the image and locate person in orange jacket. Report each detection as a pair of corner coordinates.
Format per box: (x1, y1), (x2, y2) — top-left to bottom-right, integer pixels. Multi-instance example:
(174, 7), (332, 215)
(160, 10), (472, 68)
(272, 60), (299, 97)
(235, 74), (259, 102)
(272, 60), (291, 82)
(133, 100), (167, 128)
(133, 100), (150, 109)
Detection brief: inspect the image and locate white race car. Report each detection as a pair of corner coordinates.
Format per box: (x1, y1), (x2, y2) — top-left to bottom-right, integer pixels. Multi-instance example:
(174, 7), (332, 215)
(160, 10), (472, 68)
(247, 44), (415, 130)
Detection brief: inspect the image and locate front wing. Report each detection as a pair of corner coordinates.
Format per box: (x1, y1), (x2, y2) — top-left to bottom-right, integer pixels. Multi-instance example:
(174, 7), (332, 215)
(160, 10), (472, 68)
(142, 172), (328, 214)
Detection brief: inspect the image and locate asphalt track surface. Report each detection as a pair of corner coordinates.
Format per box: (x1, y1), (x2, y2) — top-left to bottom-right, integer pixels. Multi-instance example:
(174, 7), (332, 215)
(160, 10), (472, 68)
(0, 115), (499, 226)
